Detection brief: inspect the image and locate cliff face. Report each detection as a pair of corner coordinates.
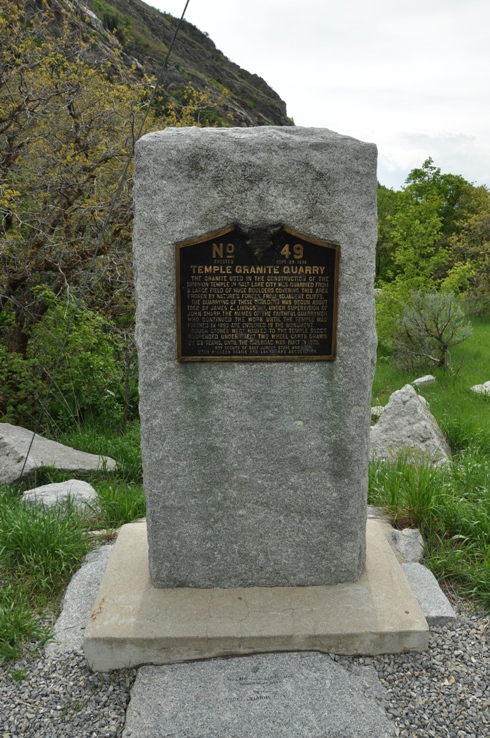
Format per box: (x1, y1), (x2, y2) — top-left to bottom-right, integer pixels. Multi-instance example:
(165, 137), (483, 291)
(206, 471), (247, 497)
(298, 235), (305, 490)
(79, 0), (292, 127)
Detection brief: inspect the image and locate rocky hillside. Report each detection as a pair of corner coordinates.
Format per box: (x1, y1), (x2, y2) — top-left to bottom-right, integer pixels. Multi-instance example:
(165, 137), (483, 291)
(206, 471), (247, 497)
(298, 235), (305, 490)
(77, 0), (292, 127)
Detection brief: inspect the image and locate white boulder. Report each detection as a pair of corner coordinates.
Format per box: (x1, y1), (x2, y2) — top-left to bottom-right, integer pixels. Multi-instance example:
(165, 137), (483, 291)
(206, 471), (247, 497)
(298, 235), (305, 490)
(22, 479), (97, 508)
(370, 384), (450, 465)
(0, 423), (116, 484)
(412, 375), (436, 388)
(471, 381), (490, 395)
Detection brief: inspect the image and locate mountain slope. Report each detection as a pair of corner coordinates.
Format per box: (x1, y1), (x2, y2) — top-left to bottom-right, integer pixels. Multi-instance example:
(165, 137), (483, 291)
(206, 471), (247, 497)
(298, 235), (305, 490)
(80, 0), (292, 127)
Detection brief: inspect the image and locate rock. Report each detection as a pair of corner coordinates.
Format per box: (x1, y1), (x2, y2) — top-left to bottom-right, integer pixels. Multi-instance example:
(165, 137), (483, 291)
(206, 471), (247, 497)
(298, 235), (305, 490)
(22, 480), (97, 508)
(134, 127), (377, 589)
(471, 381), (490, 395)
(412, 375), (436, 388)
(122, 652), (395, 738)
(402, 563), (457, 626)
(370, 384), (450, 465)
(46, 545), (114, 656)
(0, 423), (116, 484)
(371, 405), (384, 423)
(392, 528), (424, 562)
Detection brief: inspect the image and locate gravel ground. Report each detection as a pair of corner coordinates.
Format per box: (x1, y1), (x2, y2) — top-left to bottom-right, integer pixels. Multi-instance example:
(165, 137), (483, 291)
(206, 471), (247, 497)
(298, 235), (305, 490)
(338, 595), (490, 738)
(1, 596), (489, 738)
(0, 649), (136, 738)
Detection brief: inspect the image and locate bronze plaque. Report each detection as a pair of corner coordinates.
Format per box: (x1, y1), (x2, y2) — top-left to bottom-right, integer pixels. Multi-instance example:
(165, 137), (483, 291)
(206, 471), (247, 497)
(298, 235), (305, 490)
(176, 225), (339, 362)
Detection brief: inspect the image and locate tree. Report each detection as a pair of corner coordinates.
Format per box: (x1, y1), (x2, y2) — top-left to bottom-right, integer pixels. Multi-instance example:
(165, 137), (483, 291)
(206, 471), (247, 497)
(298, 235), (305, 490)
(446, 186), (490, 311)
(0, 0), (224, 428)
(376, 159), (474, 288)
(375, 159), (489, 348)
(376, 186), (445, 346)
(404, 158), (474, 238)
(1, 0), (146, 351)
(376, 184), (398, 282)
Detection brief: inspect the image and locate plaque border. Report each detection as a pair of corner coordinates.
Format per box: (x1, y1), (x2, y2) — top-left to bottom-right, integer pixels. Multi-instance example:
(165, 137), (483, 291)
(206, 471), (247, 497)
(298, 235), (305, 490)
(175, 225), (339, 362)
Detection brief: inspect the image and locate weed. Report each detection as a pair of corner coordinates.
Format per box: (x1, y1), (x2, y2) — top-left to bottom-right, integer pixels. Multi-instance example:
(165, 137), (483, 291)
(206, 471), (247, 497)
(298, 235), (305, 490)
(89, 481), (146, 529)
(0, 489), (91, 596)
(10, 668), (29, 682)
(0, 581), (50, 662)
(368, 454), (446, 530)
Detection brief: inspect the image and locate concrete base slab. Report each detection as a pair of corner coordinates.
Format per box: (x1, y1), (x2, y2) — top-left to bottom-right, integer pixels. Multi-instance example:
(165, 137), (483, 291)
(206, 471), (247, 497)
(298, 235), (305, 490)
(83, 520), (429, 672)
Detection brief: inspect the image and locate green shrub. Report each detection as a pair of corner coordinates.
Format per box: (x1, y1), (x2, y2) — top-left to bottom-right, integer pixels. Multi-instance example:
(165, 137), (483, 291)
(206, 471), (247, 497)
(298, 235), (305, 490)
(26, 300), (125, 430)
(392, 291), (472, 370)
(0, 344), (44, 426)
(0, 293), (137, 432)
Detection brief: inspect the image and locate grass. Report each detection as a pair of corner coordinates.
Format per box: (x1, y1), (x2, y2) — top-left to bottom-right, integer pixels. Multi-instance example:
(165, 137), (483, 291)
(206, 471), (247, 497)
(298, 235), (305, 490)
(58, 420), (143, 484)
(368, 454), (447, 529)
(90, 480), (146, 529)
(0, 422), (145, 664)
(372, 312), (490, 409)
(0, 581), (50, 662)
(372, 313), (490, 461)
(0, 485), (92, 662)
(0, 489), (91, 594)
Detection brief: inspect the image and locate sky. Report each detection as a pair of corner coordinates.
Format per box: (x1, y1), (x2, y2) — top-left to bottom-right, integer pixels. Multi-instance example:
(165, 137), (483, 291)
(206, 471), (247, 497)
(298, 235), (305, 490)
(146, 0), (490, 191)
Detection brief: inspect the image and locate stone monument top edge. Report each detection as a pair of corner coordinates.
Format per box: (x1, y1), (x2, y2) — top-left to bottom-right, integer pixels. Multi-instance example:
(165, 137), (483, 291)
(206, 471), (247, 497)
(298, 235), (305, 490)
(136, 125), (377, 151)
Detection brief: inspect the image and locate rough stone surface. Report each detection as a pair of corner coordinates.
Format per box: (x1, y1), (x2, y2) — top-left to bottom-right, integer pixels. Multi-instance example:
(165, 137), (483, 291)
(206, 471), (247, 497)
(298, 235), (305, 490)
(122, 652), (395, 738)
(0, 422), (116, 484)
(392, 528), (425, 562)
(402, 563), (458, 626)
(370, 384), (451, 465)
(22, 479), (98, 508)
(46, 545), (114, 656)
(133, 126), (378, 588)
(412, 374), (436, 387)
(471, 380), (490, 395)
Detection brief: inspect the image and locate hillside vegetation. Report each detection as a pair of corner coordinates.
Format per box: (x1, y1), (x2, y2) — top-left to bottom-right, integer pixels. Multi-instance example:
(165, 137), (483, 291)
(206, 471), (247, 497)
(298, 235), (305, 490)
(84, 0), (292, 127)
(0, 0), (290, 432)
(376, 159), (490, 367)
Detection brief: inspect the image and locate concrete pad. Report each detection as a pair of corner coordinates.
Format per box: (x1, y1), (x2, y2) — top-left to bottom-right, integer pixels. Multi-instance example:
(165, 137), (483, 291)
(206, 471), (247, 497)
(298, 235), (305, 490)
(402, 563), (457, 626)
(122, 652), (395, 738)
(84, 520), (429, 672)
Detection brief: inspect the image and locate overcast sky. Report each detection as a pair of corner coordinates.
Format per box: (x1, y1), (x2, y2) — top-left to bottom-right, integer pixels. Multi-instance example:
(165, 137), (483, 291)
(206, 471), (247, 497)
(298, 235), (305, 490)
(147, 0), (490, 190)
